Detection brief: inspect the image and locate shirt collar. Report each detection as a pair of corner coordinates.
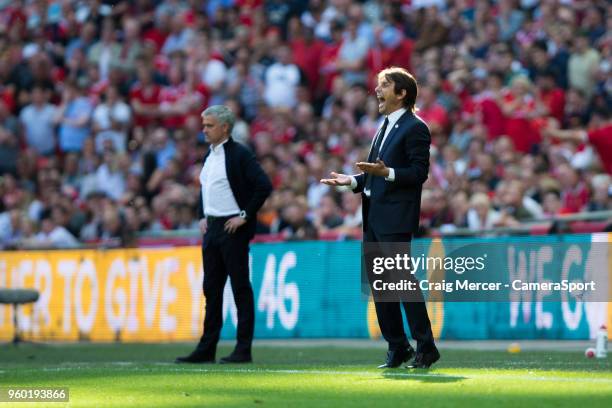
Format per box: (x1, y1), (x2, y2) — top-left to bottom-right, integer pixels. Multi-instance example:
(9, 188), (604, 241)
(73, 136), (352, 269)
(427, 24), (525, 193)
(386, 107), (407, 127)
(210, 138), (229, 153)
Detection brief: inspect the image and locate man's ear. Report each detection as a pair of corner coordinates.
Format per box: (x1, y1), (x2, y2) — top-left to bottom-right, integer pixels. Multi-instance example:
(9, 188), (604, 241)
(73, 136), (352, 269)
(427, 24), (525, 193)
(397, 88), (407, 103)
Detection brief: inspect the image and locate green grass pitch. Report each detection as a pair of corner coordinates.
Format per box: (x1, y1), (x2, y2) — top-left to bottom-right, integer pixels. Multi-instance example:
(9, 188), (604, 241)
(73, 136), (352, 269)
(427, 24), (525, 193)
(0, 342), (610, 407)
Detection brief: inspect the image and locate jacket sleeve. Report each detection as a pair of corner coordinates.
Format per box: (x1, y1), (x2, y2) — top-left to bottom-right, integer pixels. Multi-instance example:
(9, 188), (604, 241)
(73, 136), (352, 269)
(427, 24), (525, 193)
(393, 121), (431, 187)
(353, 173), (365, 193)
(242, 150), (273, 218)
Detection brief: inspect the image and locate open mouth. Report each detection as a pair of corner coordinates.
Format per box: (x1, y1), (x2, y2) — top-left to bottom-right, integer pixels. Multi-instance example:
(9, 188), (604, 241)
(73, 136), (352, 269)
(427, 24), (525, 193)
(377, 95), (385, 105)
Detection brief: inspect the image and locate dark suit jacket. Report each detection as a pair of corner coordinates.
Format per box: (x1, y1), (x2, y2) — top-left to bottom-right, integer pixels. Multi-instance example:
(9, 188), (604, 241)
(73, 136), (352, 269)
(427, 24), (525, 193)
(354, 111), (431, 235)
(198, 138), (273, 239)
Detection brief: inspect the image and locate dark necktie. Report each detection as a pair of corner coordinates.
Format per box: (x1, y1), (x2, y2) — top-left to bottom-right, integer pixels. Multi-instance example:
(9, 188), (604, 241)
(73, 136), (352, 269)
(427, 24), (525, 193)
(365, 117), (389, 191)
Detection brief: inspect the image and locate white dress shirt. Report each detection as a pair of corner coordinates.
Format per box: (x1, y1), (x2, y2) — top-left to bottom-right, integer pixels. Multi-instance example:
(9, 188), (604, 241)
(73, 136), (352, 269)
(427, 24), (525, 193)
(350, 107), (407, 196)
(199, 140), (241, 217)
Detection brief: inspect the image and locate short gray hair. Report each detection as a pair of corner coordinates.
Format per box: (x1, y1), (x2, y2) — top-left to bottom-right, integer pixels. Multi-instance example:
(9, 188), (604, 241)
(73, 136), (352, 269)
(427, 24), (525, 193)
(201, 105), (235, 132)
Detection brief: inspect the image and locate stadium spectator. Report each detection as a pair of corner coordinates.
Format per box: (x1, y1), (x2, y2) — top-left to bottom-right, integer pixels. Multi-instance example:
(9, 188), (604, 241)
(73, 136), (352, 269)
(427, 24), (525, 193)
(197, 45), (227, 105)
(534, 69), (566, 124)
(500, 75), (543, 153)
(279, 198), (318, 241)
(541, 190), (567, 218)
(99, 202), (134, 247)
(161, 12), (194, 56)
(19, 84), (57, 156)
(336, 17), (369, 86)
(336, 191), (362, 235)
(288, 18), (325, 97)
(263, 45), (301, 109)
(467, 192), (501, 231)
(0, 209), (22, 248)
(129, 59), (161, 130)
(448, 190), (470, 228)
(313, 192), (344, 232)
(0, 110), (19, 176)
(497, 179), (538, 221)
(555, 163), (590, 213)
(544, 117), (612, 175)
(87, 18), (118, 75)
(118, 17), (144, 74)
(568, 33), (601, 99)
(94, 149), (128, 201)
(586, 174), (612, 212)
(151, 127), (176, 169)
(25, 209), (79, 249)
(92, 85), (131, 153)
(54, 80), (94, 153)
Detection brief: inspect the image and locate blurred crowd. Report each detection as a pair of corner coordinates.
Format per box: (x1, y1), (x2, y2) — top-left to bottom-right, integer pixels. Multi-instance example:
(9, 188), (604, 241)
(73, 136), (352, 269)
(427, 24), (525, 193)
(0, 0), (610, 249)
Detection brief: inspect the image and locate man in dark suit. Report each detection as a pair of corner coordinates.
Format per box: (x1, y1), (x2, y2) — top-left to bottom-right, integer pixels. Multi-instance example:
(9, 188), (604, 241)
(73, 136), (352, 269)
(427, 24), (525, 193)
(176, 105), (272, 364)
(321, 67), (439, 369)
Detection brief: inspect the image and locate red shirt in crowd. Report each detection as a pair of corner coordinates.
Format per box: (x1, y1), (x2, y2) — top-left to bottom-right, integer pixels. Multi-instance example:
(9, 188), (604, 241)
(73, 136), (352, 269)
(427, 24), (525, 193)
(418, 103), (449, 131)
(129, 82), (161, 128)
(290, 37), (325, 96)
(587, 124), (612, 174)
(562, 182), (590, 213)
(142, 29), (168, 54)
(365, 38), (413, 90)
(319, 41), (341, 94)
(502, 91), (541, 153)
(159, 83), (188, 129)
(387, 39), (413, 72)
(538, 88), (565, 123)
(0, 87), (15, 113)
(475, 92), (506, 140)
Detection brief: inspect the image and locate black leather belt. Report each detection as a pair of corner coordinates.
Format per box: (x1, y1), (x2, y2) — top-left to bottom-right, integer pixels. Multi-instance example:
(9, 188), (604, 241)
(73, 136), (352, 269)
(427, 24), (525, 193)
(206, 214), (239, 222)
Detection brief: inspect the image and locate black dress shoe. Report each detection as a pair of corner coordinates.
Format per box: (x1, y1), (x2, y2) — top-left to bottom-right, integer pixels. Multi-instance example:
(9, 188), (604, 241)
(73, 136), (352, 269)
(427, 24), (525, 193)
(407, 348), (440, 369)
(377, 345), (415, 368)
(219, 353), (252, 364)
(175, 351), (215, 364)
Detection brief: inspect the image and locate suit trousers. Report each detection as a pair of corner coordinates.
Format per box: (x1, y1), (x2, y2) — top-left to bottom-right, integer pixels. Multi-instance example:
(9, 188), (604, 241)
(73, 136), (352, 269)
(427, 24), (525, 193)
(196, 216), (254, 357)
(364, 225), (435, 354)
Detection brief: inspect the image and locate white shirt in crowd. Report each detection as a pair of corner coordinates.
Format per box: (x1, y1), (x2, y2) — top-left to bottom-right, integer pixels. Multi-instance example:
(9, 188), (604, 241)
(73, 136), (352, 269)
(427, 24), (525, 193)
(93, 101), (131, 153)
(201, 59), (227, 90)
(263, 62), (301, 109)
(92, 101), (131, 130)
(199, 140), (241, 217)
(94, 164), (126, 201)
(466, 208), (501, 231)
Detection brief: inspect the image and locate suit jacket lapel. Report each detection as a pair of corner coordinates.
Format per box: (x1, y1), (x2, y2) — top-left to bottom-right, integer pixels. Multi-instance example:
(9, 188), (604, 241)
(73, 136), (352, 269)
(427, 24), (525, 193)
(379, 111), (413, 159)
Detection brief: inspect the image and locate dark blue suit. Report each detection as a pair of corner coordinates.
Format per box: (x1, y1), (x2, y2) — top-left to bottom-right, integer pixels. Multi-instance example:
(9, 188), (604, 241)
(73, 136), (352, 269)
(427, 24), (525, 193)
(355, 110), (436, 353)
(354, 111), (430, 236)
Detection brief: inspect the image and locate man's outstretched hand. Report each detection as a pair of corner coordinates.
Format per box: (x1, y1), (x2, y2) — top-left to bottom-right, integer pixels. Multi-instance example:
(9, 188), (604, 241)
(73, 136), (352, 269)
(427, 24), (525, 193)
(356, 159), (389, 177)
(320, 172), (352, 186)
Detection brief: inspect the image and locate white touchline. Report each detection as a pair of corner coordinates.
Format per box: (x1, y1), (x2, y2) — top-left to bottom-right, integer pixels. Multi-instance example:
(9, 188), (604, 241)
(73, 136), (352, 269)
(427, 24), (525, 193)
(18, 365), (612, 385)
